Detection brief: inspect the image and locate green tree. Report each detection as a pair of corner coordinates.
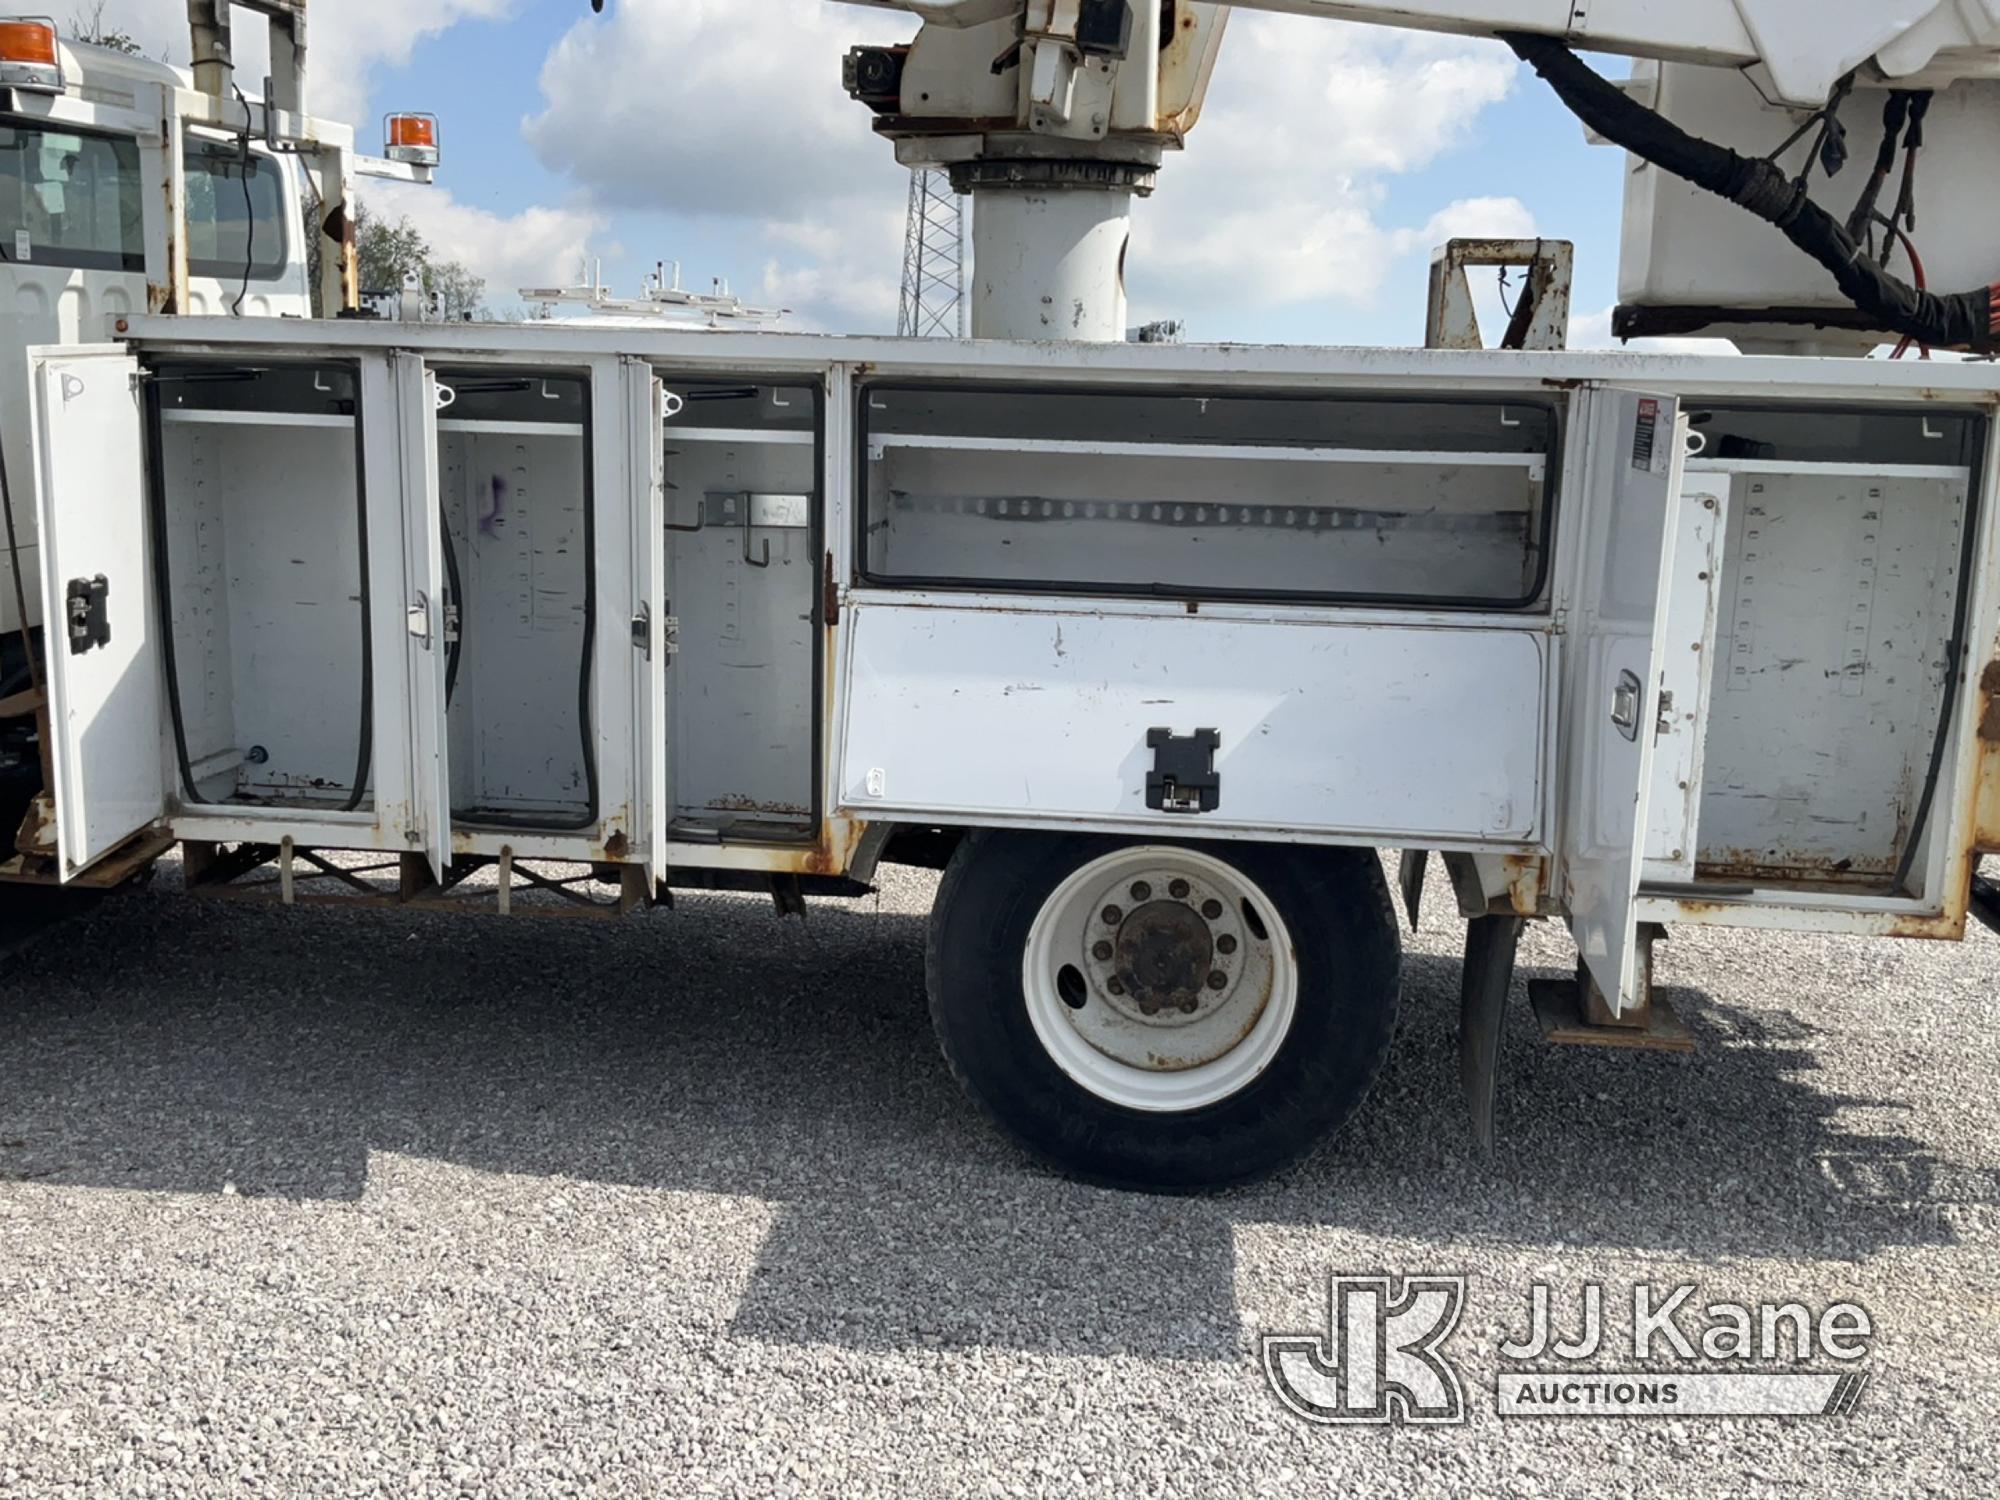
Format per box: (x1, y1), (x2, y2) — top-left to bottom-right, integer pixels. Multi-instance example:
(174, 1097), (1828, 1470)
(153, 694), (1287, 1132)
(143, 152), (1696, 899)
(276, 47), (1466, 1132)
(355, 201), (486, 320)
(69, 4), (143, 54)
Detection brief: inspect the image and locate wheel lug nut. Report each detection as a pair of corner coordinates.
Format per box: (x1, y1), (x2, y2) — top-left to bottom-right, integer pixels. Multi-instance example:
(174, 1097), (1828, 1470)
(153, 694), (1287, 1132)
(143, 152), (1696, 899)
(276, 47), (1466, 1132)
(1217, 934), (1238, 955)
(1180, 998), (1200, 1014)
(1101, 905), (1123, 925)
(1169, 878), (1190, 899)
(1206, 970), (1228, 991)
(1091, 940), (1113, 961)
(1201, 898), (1223, 920)
(1140, 1001), (1159, 1016)
(1130, 881), (1152, 902)
(1107, 977), (1125, 995)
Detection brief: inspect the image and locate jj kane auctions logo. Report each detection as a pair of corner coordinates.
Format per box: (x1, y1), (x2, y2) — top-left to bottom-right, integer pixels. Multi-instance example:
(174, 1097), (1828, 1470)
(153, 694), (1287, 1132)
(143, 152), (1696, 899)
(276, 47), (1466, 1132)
(1262, 1275), (1874, 1424)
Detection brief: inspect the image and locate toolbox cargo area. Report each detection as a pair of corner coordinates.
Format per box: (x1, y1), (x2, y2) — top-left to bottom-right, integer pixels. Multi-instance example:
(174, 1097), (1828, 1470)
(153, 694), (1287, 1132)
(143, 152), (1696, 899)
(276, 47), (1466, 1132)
(1655, 403), (1983, 897)
(659, 379), (819, 842)
(149, 361), (373, 812)
(861, 385), (1557, 608)
(434, 368), (597, 830)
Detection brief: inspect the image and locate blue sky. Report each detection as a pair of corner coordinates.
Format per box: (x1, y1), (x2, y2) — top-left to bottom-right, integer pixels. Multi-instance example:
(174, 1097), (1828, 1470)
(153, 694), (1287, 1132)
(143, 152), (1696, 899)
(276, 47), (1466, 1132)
(104, 1), (1634, 345)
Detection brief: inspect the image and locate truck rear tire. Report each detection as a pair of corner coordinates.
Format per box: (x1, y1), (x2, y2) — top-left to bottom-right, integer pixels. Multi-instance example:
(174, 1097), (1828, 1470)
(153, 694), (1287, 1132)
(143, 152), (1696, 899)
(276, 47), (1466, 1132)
(926, 831), (1401, 1190)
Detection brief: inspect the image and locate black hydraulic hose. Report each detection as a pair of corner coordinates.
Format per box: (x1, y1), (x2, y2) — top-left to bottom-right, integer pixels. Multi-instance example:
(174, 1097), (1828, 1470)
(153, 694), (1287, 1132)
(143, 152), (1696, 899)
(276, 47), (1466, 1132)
(440, 505), (463, 705)
(1890, 430), (1986, 897)
(1503, 35), (1997, 352)
(342, 403), (373, 812)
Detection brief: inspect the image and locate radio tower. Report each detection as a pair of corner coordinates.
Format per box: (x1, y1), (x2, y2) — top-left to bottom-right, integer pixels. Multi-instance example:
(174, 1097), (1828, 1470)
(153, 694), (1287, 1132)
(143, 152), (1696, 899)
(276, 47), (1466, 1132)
(897, 168), (968, 338)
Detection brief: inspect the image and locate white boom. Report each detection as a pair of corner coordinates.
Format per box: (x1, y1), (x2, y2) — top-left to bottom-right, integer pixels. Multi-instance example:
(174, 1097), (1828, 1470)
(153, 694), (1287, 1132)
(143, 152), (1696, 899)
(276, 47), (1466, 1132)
(829, 0), (2000, 342)
(847, 0), (2000, 107)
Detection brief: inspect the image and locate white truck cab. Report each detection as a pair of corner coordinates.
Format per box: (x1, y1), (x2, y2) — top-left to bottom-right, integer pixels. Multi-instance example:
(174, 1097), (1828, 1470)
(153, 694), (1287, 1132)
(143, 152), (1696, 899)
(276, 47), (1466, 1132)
(1, 39), (314, 636)
(0, 19), (432, 635)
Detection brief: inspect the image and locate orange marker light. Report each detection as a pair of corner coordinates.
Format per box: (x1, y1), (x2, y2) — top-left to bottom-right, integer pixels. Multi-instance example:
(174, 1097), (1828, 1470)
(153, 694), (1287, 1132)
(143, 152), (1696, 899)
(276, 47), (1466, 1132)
(0, 17), (64, 94)
(384, 112), (440, 167)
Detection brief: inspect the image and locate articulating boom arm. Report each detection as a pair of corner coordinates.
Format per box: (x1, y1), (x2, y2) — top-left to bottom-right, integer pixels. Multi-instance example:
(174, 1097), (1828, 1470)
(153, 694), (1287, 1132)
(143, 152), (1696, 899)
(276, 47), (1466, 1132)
(590, 2), (2000, 345)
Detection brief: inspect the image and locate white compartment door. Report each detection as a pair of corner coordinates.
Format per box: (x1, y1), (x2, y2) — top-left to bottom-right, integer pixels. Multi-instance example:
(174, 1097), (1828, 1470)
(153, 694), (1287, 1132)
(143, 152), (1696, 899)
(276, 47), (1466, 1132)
(395, 353), (451, 884)
(1642, 473), (1730, 885)
(627, 360), (670, 891)
(29, 349), (165, 880)
(1560, 389), (1686, 1014)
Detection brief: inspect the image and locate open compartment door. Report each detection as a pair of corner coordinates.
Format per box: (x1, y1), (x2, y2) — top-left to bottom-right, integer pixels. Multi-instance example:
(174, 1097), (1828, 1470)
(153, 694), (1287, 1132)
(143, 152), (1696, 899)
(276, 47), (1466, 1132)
(28, 349), (165, 880)
(626, 359), (670, 892)
(1560, 389), (1686, 1014)
(394, 353), (451, 884)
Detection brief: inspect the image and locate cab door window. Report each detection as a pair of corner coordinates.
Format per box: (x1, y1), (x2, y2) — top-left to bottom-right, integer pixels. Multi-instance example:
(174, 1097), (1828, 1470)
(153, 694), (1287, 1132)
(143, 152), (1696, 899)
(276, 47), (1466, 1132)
(183, 142), (288, 281)
(0, 118), (144, 272)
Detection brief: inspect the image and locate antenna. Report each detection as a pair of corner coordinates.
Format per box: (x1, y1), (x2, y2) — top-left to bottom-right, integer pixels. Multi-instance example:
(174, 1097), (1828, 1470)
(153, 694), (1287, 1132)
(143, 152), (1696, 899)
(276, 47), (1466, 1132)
(897, 167), (967, 338)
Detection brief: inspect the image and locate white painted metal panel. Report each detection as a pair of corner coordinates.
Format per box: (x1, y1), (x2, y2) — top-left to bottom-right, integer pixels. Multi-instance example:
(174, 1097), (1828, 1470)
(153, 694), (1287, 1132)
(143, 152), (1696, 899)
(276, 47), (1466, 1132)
(1560, 391), (1686, 1014)
(839, 603), (1545, 844)
(1690, 462), (1967, 881)
(99, 313), (2000, 407)
(629, 361), (670, 890)
(1641, 474), (1729, 884)
(438, 424), (591, 819)
(28, 348), (165, 879)
(353, 356), (418, 857)
(661, 399), (818, 832)
(395, 353), (450, 884)
(155, 416), (368, 803)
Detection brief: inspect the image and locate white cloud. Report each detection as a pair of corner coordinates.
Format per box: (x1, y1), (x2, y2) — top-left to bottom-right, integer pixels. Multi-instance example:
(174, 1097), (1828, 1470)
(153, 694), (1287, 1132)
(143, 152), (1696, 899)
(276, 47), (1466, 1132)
(83, 0), (519, 123)
(521, 5), (1526, 334)
(362, 180), (607, 311)
(1129, 17), (1522, 323)
(1390, 196), (1539, 257)
(523, 0), (911, 222)
(756, 207), (908, 331)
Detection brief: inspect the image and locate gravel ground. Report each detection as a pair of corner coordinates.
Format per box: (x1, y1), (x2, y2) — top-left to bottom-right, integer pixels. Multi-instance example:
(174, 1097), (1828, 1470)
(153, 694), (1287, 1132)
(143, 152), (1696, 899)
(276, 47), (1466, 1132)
(0, 853), (1996, 1498)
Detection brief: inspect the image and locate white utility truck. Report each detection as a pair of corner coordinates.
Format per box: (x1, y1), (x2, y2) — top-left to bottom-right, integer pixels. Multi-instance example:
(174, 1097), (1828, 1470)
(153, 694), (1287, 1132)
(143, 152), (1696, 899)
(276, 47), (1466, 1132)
(10, 0), (2000, 1191)
(0, 4), (433, 852)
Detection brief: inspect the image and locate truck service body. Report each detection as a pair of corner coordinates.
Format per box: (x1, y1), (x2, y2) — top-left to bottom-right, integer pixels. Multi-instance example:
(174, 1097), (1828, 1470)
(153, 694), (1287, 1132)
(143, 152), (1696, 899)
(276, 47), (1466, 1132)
(13, 312), (2000, 1184)
(7, 2), (2000, 1187)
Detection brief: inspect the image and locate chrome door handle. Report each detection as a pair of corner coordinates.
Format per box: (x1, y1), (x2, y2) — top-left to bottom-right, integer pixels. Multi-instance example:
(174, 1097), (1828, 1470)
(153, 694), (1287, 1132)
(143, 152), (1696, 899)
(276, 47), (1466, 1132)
(1611, 668), (1642, 742)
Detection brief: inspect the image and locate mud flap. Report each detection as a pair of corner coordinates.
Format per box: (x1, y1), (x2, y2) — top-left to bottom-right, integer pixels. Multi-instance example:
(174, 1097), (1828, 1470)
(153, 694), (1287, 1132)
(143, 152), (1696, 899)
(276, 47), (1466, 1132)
(1459, 914), (1525, 1155)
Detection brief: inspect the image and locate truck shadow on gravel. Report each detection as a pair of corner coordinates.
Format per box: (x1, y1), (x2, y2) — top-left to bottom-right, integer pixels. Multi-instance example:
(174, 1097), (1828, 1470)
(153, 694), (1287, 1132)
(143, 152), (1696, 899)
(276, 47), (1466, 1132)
(0, 883), (1985, 1361)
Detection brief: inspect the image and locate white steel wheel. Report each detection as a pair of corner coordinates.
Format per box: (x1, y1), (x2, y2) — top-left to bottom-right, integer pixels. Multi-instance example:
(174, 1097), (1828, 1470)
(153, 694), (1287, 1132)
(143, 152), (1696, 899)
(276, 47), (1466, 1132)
(927, 831), (1403, 1191)
(1021, 845), (1298, 1112)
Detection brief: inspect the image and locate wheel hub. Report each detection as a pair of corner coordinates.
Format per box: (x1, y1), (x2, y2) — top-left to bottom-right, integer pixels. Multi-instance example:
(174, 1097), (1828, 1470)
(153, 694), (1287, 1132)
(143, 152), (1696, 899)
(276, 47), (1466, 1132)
(1081, 866), (1250, 1040)
(1111, 900), (1212, 1018)
(1023, 846), (1298, 1111)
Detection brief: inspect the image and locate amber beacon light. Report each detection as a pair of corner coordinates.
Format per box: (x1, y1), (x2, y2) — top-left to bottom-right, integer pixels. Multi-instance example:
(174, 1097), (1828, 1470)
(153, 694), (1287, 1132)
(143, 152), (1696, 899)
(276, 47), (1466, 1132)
(0, 17), (64, 94)
(384, 112), (441, 167)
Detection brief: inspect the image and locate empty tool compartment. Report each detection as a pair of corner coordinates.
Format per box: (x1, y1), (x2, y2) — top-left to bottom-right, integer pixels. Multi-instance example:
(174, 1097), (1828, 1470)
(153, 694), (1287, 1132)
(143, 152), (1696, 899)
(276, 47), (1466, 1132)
(659, 378), (819, 842)
(433, 368), (597, 831)
(148, 359), (373, 811)
(1672, 403), (1984, 895)
(840, 381), (1561, 845)
(861, 384), (1557, 607)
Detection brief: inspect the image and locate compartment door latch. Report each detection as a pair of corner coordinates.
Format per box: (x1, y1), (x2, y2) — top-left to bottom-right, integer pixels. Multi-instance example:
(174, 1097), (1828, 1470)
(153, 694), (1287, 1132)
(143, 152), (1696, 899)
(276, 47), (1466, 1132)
(631, 603), (679, 662)
(406, 592), (432, 649)
(1146, 728), (1221, 815)
(1610, 668), (1643, 742)
(64, 574), (109, 656)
